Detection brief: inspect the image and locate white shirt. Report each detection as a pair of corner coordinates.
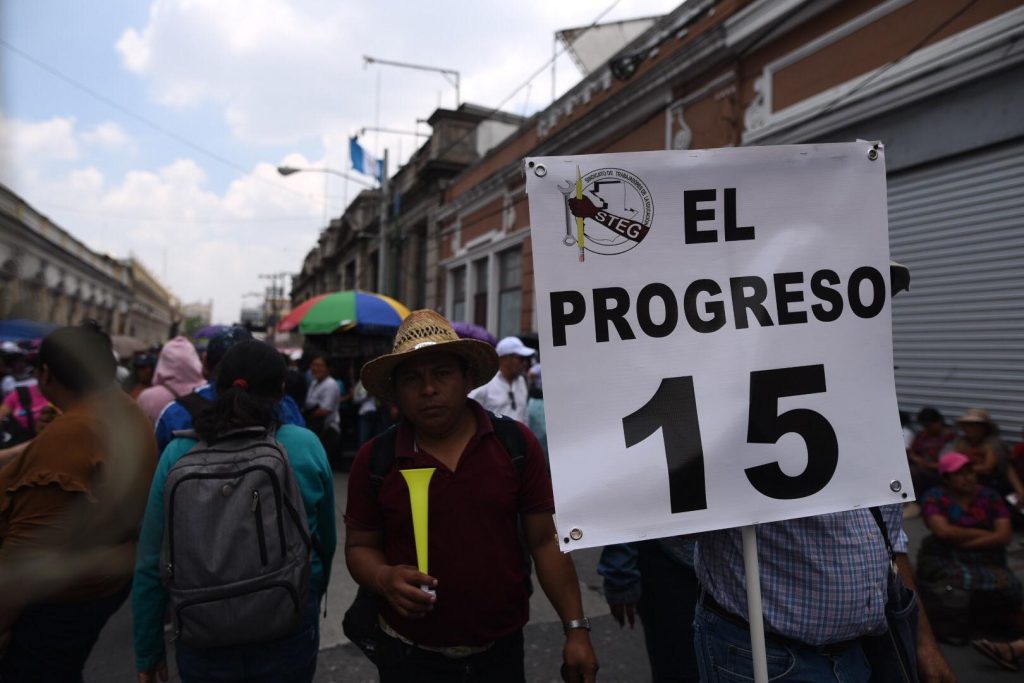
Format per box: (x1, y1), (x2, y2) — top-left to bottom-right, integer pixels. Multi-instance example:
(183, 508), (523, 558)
(305, 377), (341, 432)
(469, 372), (529, 423)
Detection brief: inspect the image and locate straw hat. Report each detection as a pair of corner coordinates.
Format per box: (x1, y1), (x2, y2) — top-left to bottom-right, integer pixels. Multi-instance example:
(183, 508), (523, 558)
(360, 309), (499, 403)
(955, 408), (993, 426)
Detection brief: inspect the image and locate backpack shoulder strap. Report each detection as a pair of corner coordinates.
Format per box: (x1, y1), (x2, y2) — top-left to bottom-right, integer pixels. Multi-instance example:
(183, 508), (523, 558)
(366, 414), (526, 502)
(486, 411), (527, 478)
(368, 424), (399, 502)
(176, 392), (213, 419)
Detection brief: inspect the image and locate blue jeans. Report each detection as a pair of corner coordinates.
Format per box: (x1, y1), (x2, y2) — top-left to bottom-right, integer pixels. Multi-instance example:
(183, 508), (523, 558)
(0, 581), (131, 683)
(175, 592), (320, 683)
(693, 603), (871, 682)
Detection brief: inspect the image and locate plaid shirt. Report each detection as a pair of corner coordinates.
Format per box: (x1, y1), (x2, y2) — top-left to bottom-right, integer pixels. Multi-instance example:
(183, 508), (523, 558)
(695, 505), (906, 646)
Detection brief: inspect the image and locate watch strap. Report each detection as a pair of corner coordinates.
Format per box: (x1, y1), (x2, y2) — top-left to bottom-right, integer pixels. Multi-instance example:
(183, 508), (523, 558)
(563, 617), (591, 634)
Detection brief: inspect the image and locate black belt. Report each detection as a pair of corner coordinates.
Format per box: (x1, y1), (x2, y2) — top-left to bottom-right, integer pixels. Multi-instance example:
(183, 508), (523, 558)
(698, 588), (858, 657)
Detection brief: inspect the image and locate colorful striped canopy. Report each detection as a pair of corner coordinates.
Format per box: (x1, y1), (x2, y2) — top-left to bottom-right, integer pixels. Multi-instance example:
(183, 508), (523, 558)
(277, 290), (410, 335)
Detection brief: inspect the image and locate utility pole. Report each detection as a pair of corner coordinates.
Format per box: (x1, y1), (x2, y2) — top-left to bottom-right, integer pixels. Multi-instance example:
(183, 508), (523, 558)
(258, 272), (291, 338)
(377, 149), (389, 295)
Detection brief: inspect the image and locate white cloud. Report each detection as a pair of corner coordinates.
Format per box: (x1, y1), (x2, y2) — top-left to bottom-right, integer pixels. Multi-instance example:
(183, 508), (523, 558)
(82, 122), (133, 151)
(0, 114), (80, 163)
(0, 112), (324, 323)
(3, 0), (681, 323)
(114, 0), (679, 151)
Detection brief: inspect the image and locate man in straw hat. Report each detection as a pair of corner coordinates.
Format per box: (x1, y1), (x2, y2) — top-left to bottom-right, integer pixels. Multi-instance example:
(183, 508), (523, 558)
(345, 310), (598, 682)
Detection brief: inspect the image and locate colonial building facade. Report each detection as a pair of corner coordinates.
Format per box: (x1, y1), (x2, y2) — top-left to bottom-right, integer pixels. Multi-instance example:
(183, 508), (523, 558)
(434, 0), (1024, 433)
(290, 0), (1024, 433)
(0, 183), (180, 344)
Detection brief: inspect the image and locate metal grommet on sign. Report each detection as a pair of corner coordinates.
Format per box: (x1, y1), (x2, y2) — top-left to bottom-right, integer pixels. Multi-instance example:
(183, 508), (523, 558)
(889, 480), (902, 493)
(569, 528), (583, 541)
(867, 149), (878, 161)
(221, 484), (234, 497)
(534, 164), (547, 177)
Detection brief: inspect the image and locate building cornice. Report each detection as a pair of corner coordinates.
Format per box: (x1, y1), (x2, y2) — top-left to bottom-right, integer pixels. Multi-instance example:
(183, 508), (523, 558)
(743, 5), (1024, 144)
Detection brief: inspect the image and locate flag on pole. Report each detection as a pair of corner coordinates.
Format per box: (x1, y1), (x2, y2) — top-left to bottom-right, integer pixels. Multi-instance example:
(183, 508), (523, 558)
(350, 137), (384, 183)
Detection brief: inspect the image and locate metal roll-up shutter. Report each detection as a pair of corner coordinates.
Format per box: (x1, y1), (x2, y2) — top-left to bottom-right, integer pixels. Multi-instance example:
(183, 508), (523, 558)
(889, 138), (1024, 437)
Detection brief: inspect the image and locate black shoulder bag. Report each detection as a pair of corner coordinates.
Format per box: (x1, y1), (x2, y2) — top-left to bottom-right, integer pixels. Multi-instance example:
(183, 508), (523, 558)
(862, 506), (919, 683)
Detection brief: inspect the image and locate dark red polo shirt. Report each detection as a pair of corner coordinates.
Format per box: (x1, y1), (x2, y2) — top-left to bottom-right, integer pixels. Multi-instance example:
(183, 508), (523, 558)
(344, 400), (554, 647)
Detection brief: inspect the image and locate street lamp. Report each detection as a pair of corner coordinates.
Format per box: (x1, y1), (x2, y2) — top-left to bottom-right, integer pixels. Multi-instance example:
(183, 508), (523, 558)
(359, 126), (428, 139)
(277, 164), (389, 296)
(276, 165), (377, 189)
(363, 55), (460, 107)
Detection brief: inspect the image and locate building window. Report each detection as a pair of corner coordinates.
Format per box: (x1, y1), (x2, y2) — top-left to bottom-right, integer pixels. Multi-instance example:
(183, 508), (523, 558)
(451, 266), (466, 321)
(343, 261), (356, 290)
(497, 247), (522, 338)
(472, 259), (488, 327)
(367, 251), (379, 292)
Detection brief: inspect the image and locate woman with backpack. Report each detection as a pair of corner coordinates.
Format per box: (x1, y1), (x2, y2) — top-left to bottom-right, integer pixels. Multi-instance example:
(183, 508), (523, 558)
(133, 340), (336, 683)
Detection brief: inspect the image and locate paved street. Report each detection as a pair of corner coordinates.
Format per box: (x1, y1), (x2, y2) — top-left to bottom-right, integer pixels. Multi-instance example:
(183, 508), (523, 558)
(84, 471), (1024, 681)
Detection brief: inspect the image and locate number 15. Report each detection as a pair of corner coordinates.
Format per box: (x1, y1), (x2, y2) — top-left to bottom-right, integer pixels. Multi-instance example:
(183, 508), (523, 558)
(622, 364), (839, 513)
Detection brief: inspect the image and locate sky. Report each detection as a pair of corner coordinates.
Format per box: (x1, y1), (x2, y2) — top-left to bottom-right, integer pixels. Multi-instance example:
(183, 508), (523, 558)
(0, 0), (680, 324)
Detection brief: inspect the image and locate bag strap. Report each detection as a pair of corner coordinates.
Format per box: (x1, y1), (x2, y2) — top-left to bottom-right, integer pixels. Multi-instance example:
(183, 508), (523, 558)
(487, 412), (527, 478)
(367, 411), (527, 502)
(368, 424), (399, 502)
(16, 386), (34, 435)
(176, 391), (213, 419)
(869, 506), (897, 564)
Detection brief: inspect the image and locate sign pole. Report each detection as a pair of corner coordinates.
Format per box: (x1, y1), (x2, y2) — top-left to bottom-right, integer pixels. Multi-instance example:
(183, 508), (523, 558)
(741, 524), (769, 683)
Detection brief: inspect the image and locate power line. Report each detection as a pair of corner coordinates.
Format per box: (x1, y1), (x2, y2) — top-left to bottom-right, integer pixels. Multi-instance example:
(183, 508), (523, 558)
(0, 38), (327, 209)
(32, 203), (320, 223)
(425, 0), (623, 166)
(816, 0), (980, 118)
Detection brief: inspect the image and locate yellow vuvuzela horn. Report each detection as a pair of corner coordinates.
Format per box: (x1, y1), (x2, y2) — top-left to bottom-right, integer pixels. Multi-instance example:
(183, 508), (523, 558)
(400, 468), (436, 575)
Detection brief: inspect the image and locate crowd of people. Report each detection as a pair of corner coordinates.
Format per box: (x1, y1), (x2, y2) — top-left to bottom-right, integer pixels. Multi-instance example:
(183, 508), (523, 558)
(0, 310), (1022, 681)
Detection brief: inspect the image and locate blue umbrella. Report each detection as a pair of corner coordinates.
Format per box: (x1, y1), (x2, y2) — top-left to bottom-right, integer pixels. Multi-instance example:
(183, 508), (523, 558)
(0, 319), (57, 341)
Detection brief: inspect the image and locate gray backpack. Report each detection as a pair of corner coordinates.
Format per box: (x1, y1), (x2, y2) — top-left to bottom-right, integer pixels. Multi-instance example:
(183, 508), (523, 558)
(161, 427), (312, 648)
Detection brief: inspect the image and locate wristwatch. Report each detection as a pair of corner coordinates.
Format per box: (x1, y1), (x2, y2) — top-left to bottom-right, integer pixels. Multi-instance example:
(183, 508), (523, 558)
(563, 617), (592, 634)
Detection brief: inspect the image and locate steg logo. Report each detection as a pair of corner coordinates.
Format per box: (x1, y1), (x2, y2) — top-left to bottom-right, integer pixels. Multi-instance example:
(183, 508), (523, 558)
(559, 167), (654, 261)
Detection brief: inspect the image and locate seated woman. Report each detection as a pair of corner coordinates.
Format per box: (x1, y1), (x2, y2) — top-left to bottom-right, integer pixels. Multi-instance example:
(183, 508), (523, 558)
(952, 408), (1024, 504)
(907, 406), (954, 495)
(918, 452), (1024, 643)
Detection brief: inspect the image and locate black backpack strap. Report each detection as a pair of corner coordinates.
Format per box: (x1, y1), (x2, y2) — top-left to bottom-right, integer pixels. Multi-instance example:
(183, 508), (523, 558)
(368, 424), (399, 502)
(16, 386), (34, 435)
(486, 412), (527, 478)
(367, 414), (526, 500)
(869, 506), (897, 561)
(176, 392), (213, 420)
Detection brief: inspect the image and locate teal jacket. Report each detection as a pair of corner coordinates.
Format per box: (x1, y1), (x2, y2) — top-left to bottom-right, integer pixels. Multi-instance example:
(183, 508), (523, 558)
(132, 424), (337, 671)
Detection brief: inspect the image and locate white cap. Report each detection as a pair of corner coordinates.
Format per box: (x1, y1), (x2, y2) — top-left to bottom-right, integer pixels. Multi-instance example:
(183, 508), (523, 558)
(495, 336), (535, 357)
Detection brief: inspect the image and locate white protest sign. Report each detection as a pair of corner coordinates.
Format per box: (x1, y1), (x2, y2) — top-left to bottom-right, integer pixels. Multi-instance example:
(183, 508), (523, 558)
(524, 143), (912, 552)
